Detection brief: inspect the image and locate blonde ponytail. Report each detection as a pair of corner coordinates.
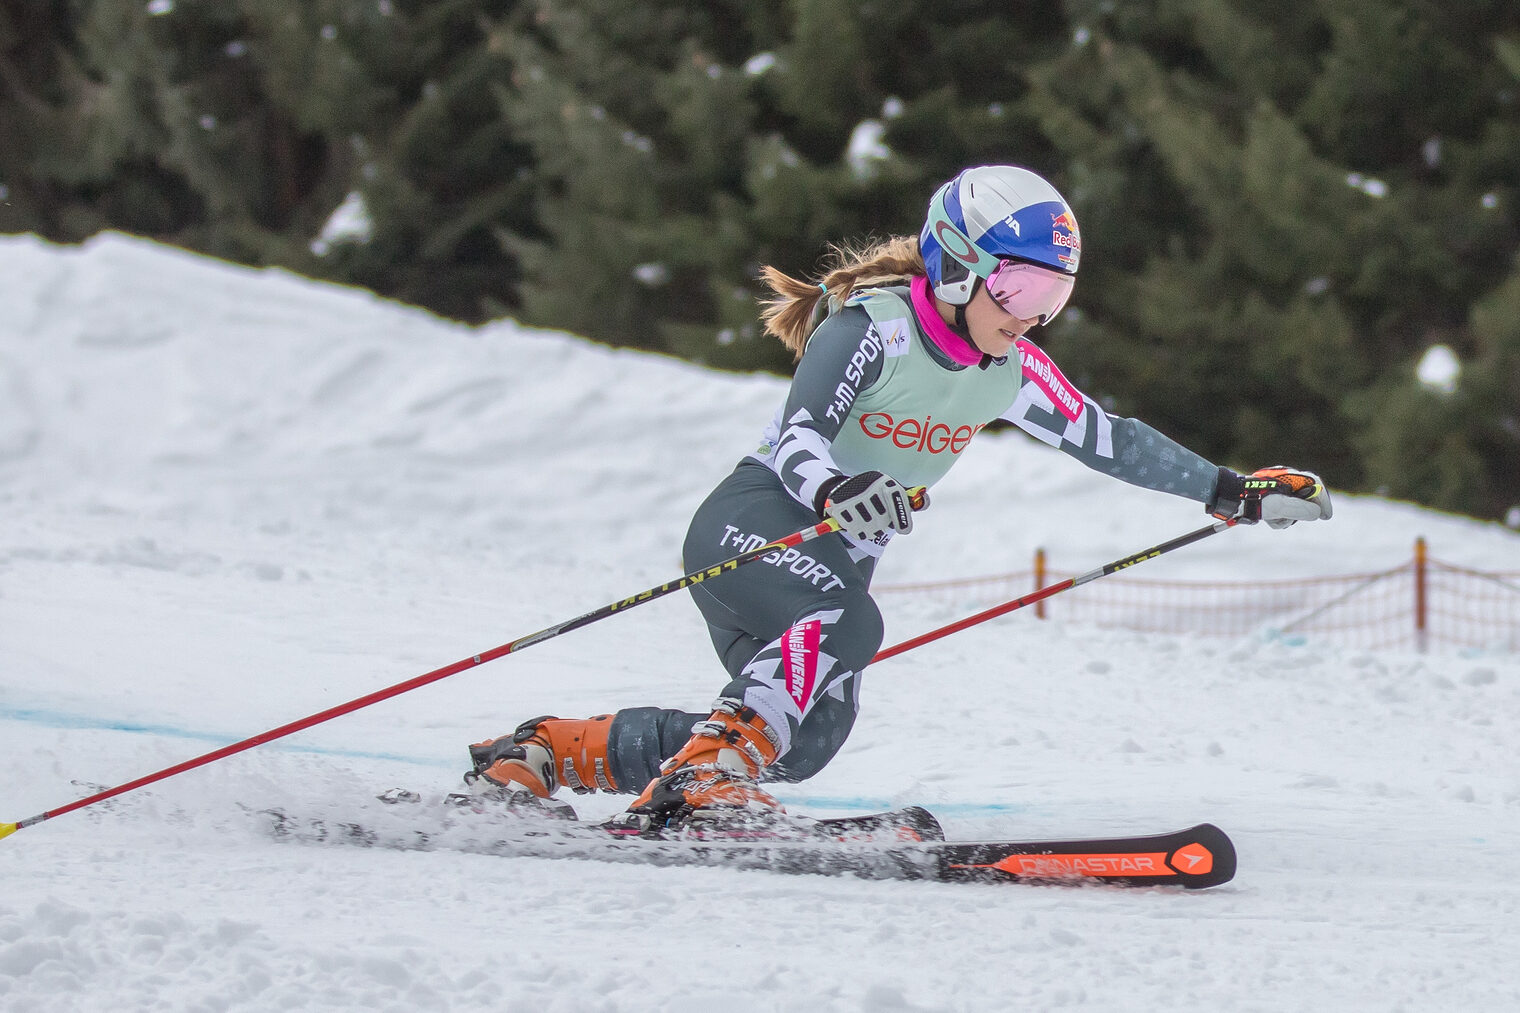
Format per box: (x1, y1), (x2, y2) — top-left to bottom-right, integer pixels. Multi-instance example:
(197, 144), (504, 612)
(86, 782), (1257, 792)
(759, 236), (925, 360)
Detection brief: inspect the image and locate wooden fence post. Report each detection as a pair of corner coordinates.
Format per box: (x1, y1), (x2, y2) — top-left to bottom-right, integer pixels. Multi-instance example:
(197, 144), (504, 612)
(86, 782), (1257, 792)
(1414, 536), (1428, 653)
(1034, 547), (1047, 620)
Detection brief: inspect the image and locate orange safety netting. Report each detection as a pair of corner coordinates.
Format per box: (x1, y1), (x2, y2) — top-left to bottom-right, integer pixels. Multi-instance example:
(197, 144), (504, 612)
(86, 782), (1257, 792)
(875, 542), (1520, 653)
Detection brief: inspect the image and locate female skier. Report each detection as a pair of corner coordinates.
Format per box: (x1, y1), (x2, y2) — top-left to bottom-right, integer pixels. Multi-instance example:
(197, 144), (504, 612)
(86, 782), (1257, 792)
(466, 164), (1332, 830)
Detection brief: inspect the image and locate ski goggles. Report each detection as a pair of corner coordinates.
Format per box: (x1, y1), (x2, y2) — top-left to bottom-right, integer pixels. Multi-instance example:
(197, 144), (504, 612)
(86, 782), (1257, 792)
(985, 259), (1075, 325)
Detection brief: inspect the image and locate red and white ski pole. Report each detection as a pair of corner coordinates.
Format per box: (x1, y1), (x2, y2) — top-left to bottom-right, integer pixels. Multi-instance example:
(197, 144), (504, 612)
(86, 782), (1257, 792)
(1, 499), (1226, 842)
(872, 516), (1238, 662)
(1, 489), (928, 842)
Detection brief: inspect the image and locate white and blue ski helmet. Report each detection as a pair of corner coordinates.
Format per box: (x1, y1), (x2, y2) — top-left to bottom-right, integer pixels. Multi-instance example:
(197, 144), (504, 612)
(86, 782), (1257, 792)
(920, 165), (1081, 306)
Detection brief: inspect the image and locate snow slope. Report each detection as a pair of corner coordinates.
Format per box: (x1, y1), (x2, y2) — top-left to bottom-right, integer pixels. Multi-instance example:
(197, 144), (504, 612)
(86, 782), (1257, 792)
(3, 232), (1519, 1012)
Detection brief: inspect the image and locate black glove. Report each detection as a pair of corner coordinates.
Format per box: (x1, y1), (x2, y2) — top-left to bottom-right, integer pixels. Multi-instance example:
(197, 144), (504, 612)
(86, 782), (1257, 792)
(816, 471), (922, 541)
(1207, 466), (1333, 529)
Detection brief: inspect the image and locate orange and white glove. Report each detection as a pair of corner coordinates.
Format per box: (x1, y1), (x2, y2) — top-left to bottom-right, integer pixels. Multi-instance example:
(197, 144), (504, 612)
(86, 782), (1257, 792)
(1207, 466), (1332, 530)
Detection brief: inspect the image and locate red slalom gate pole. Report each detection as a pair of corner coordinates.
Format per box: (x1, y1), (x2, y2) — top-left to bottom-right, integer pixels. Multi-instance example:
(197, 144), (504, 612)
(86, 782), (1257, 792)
(2, 490), (926, 843)
(872, 518), (1237, 664)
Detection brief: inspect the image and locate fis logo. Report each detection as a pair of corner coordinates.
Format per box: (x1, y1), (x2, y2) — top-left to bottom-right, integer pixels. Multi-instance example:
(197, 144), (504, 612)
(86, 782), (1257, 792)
(878, 317), (911, 358)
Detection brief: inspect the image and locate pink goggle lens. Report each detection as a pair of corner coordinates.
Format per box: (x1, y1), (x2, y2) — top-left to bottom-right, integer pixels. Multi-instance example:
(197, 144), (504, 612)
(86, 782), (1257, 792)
(986, 260), (1075, 325)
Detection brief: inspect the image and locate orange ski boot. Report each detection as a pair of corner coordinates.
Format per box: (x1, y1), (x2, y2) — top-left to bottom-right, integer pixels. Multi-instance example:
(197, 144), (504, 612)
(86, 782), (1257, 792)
(614, 699), (784, 834)
(468, 714), (620, 798)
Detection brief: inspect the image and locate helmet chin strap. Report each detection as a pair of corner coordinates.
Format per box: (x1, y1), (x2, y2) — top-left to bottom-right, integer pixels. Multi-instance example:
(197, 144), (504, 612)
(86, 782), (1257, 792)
(952, 279), (997, 370)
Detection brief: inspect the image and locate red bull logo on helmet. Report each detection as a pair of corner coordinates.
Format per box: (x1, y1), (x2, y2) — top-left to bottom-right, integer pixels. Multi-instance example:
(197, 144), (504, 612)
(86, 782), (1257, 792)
(1050, 211), (1080, 267)
(1050, 211), (1080, 247)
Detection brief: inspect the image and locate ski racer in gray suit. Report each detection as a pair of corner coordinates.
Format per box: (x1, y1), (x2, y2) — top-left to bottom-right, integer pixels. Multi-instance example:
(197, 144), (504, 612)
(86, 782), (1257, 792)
(467, 165), (1332, 830)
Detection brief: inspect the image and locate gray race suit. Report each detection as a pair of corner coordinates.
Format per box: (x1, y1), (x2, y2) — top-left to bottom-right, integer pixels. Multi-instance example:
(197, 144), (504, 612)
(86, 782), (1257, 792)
(595, 285), (1222, 791)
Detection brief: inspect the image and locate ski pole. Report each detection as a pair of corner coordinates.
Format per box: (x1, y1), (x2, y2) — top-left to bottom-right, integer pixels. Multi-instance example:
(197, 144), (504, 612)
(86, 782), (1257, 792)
(872, 517), (1238, 664)
(0, 488), (928, 842)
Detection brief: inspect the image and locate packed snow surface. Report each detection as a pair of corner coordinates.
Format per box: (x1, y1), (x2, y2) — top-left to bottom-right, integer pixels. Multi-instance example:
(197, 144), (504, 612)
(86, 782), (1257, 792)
(3, 233), (1519, 1011)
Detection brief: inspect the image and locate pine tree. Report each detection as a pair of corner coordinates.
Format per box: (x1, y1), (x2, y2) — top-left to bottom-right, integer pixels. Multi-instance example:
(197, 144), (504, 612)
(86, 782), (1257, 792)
(1462, 257), (1520, 518)
(271, 0), (534, 320)
(1, 0), (531, 321)
(7, 0), (1519, 517)
(1018, 0), (1520, 516)
(487, 0), (780, 365)
(0, 0), (203, 239)
(492, 0), (1071, 369)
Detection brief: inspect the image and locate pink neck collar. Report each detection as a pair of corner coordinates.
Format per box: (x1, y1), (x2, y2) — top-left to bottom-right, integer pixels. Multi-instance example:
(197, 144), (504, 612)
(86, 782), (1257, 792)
(910, 276), (983, 366)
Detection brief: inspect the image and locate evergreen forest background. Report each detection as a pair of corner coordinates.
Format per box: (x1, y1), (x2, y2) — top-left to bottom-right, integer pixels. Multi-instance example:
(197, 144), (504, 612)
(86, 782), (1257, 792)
(4, 0), (1520, 521)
